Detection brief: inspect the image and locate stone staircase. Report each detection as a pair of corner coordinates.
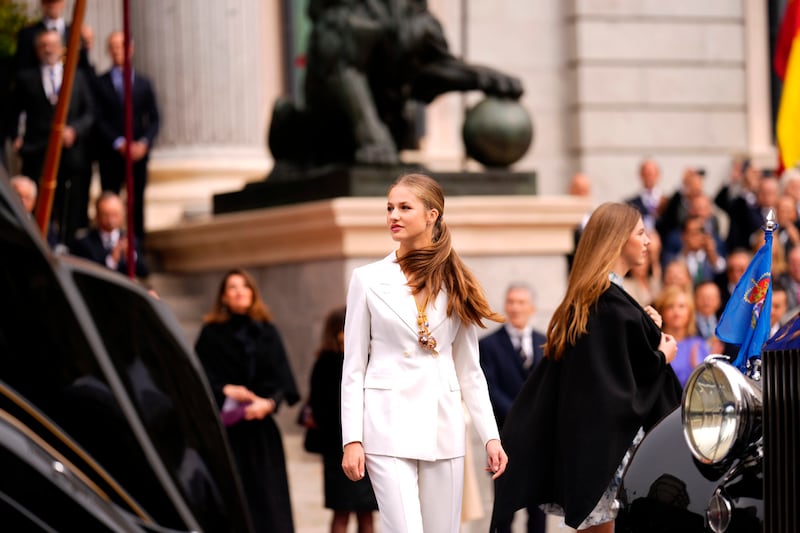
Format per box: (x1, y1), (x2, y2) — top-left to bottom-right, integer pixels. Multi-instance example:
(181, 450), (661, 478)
(145, 271), (211, 346)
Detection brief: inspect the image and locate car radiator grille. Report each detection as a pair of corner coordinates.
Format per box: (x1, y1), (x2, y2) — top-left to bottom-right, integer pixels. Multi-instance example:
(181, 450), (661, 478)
(762, 348), (800, 533)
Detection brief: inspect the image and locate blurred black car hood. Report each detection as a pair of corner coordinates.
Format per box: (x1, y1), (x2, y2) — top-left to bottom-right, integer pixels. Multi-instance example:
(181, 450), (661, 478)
(0, 168), (251, 532)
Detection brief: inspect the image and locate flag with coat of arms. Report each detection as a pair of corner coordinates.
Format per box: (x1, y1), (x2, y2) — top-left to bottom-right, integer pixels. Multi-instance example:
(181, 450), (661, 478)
(715, 229), (773, 373)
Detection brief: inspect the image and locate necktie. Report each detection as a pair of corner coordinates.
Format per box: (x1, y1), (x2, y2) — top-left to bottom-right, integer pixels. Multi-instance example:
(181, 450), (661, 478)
(516, 334), (531, 368)
(112, 69), (123, 100)
(48, 67), (59, 105)
(701, 317), (712, 338)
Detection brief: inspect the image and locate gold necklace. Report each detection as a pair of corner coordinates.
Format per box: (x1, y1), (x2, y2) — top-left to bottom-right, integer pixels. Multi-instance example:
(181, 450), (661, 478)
(416, 293), (438, 356)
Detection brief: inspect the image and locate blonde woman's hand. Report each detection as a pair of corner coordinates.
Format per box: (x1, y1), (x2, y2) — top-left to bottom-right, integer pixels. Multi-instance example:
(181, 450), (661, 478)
(244, 397), (276, 420)
(222, 384), (253, 402)
(342, 442), (366, 481)
(485, 439), (508, 480)
(643, 305), (663, 329)
(659, 333), (678, 364)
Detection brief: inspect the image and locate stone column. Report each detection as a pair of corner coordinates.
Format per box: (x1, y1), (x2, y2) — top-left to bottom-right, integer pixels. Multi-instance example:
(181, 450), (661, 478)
(126, 0), (283, 228)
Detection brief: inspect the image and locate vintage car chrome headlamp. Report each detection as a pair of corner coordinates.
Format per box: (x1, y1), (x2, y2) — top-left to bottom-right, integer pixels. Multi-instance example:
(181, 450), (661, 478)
(681, 356), (762, 464)
(706, 490), (732, 533)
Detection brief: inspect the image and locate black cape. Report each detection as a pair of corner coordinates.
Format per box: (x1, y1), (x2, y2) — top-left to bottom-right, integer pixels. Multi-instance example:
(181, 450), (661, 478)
(195, 315), (300, 533)
(492, 284), (682, 529)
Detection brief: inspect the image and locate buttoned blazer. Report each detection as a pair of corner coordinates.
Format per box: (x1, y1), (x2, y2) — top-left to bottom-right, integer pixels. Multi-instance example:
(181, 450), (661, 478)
(94, 70), (160, 155)
(10, 67), (94, 176)
(342, 252), (499, 461)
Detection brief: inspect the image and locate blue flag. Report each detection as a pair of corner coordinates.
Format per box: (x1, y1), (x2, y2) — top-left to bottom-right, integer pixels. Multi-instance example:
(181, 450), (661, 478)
(715, 231), (773, 373)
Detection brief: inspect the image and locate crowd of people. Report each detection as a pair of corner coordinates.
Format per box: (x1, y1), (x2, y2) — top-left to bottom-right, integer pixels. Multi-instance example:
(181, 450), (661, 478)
(571, 156), (800, 379)
(7, 5), (800, 533)
(3, 0), (159, 259)
(484, 156), (800, 531)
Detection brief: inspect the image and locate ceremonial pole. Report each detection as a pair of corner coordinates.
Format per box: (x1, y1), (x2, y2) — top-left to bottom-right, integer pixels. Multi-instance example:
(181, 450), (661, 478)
(122, 0), (135, 279)
(34, 0), (87, 239)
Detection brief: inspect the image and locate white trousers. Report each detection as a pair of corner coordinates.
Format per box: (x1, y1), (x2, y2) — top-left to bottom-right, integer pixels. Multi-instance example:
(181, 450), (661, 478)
(365, 454), (464, 533)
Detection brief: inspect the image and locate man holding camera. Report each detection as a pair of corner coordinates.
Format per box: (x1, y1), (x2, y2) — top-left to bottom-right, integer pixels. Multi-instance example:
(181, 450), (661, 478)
(669, 216), (726, 288)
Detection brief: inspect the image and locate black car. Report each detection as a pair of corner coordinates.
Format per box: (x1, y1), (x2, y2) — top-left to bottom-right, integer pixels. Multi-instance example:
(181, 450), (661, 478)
(616, 320), (800, 532)
(0, 169), (252, 531)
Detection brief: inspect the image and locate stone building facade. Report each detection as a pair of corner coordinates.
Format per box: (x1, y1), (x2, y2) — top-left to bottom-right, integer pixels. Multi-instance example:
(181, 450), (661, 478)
(24, 0), (777, 229)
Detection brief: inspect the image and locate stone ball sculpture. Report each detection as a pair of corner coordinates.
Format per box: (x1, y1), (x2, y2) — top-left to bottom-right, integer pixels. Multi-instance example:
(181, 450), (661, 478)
(462, 97), (533, 167)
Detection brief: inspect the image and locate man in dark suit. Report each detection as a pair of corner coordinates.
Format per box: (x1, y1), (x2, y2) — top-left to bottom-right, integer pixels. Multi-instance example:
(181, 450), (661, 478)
(479, 283), (546, 533)
(6, 0), (92, 140)
(626, 158), (664, 233)
(664, 216), (726, 288)
(72, 192), (148, 278)
(94, 31), (160, 240)
(9, 28), (94, 247)
(13, 0), (93, 76)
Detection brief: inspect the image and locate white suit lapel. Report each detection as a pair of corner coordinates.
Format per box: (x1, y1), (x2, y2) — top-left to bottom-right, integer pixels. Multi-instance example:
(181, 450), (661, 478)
(369, 253), (420, 335)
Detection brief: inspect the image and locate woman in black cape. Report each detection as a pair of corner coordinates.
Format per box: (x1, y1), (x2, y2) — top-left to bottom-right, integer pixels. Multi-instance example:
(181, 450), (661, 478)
(492, 203), (682, 532)
(195, 269), (300, 533)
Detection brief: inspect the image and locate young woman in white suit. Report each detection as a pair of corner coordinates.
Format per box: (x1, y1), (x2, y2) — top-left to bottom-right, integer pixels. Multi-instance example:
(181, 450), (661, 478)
(341, 173), (508, 533)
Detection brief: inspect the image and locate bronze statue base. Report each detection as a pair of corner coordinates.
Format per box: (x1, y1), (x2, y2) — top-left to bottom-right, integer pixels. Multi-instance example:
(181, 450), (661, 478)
(212, 166), (537, 214)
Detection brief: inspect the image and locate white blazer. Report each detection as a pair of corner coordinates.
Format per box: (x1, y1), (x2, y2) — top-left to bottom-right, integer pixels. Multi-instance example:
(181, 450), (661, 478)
(342, 252), (500, 461)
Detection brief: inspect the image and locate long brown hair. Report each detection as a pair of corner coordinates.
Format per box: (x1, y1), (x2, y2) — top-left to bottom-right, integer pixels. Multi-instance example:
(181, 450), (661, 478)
(317, 306), (346, 355)
(391, 173), (503, 327)
(203, 268), (273, 324)
(544, 202), (641, 359)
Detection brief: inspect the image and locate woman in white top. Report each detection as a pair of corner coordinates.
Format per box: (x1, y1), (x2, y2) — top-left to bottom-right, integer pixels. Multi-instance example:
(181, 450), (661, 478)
(341, 173), (507, 533)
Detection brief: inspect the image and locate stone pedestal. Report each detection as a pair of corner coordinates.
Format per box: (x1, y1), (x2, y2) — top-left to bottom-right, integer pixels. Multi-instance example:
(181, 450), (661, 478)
(147, 194), (591, 408)
(212, 166), (537, 213)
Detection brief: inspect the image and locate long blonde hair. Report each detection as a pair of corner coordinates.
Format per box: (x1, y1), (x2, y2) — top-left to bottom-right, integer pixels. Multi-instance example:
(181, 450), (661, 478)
(391, 173), (503, 327)
(544, 202), (641, 359)
(654, 285), (697, 337)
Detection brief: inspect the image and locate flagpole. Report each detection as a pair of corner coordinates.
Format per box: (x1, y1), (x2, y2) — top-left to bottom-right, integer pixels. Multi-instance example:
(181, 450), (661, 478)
(122, 0), (135, 279)
(34, 0), (87, 239)
(715, 209), (777, 374)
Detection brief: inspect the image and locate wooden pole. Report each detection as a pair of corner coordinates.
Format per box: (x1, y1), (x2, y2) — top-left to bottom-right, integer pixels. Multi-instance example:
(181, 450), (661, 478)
(35, 0), (87, 239)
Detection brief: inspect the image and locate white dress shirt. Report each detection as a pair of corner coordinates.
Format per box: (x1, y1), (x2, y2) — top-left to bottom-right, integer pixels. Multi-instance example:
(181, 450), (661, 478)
(41, 63), (63, 104)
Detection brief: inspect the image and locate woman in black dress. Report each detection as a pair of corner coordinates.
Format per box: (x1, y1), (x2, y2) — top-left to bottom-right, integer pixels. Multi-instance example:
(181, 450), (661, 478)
(309, 307), (378, 533)
(195, 269), (300, 533)
(493, 203), (682, 532)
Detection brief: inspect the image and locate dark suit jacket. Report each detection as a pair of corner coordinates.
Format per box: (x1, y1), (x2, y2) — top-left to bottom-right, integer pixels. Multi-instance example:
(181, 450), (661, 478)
(625, 191), (664, 230)
(479, 326), (545, 429)
(661, 216), (725, 266)
(626, 194), (647, 218)
(726, 197), (763, 251)
(72, 229), (149, 278)
(94, 69), (160, 162)
(9, 67), (94, 178)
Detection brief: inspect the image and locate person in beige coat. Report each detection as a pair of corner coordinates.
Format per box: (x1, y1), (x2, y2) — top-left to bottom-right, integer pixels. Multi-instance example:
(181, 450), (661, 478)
(341, 173), (507, 533)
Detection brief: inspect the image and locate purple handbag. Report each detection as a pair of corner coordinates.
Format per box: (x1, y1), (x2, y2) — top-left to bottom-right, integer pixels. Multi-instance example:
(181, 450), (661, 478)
(220, 397), (250, 427)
